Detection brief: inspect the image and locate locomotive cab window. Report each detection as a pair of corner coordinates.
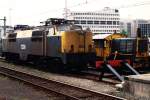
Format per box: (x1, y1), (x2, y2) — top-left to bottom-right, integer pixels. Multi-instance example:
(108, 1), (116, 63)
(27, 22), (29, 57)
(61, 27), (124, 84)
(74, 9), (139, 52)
(8, 33), (17, 42)
(48, 27), (55, 36)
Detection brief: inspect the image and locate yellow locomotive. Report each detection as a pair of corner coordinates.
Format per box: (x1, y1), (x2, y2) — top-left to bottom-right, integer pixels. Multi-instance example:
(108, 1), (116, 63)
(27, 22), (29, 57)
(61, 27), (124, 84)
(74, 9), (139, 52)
(93, 28), (150, 69)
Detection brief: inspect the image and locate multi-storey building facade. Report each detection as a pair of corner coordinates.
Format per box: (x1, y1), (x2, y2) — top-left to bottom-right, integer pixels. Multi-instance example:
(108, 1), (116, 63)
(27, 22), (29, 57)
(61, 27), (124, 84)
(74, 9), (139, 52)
(120, 19), (150, 37)
(120, 20), (134, 37)
(138, 24), (150, 37)
(68, 7), (120, 34)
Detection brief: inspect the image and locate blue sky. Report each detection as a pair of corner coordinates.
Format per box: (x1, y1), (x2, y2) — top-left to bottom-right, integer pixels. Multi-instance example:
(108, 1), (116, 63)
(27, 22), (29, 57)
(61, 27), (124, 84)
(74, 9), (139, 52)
(0, 0), (150, 26)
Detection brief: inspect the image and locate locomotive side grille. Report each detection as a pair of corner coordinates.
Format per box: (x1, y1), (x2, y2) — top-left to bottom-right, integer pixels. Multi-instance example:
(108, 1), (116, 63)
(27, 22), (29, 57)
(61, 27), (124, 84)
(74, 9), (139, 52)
(31, 31), (44, 42)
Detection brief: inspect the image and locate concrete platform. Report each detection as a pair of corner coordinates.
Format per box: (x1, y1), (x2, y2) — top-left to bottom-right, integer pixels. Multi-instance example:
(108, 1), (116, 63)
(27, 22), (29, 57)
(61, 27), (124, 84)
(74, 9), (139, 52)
(123, 74), (150, 100)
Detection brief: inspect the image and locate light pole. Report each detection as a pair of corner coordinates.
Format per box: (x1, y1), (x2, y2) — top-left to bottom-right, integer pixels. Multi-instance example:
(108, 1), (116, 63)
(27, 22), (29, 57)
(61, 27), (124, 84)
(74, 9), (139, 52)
(0, 16), (6, 37)
(0, 16), (6, 55)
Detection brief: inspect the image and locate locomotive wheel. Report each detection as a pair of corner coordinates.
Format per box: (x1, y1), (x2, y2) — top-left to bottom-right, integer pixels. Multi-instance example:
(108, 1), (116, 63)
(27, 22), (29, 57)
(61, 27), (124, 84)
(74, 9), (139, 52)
(47, 59), (65, 73)
(69, 63), (87, 72)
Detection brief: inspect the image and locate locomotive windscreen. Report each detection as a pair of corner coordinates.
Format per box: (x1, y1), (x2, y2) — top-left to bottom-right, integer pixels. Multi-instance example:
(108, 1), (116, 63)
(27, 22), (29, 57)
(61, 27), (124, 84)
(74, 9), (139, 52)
(138, 39), (148, 52)
(111, 38), (136, 54)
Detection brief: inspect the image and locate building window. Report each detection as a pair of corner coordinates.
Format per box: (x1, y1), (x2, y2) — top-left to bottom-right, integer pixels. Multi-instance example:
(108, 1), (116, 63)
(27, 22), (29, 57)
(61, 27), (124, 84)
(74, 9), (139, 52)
(115, 9), (119, 12)
(87, 21), (93, 24)
(113, 21), (116, 25)
(117, 21), (119, 25)
(81, 20), (86, 24)
(94, 21), (99, 24)
(100, 21), (106, 25)
(107, 21), (112, 25)
(74, 20), (80, 24)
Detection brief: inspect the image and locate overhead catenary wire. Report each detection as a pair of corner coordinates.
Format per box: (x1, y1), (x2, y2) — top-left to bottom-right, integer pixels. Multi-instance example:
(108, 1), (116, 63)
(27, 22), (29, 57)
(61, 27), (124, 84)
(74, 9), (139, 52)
(36, 0), (98, 16)
(13, 0), (150, 25)
(116, 1), (150, 9)
(26, 0), (94, 24)
(91, 1), (150, 12)
(37, 0), (150, 17)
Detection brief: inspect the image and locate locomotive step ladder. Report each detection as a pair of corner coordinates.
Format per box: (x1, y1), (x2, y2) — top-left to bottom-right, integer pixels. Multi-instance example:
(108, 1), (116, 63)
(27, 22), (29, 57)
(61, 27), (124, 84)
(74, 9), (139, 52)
(121, 62), (140, 75)
(99, 63), (124, 82)
(99, 61), (139, 82)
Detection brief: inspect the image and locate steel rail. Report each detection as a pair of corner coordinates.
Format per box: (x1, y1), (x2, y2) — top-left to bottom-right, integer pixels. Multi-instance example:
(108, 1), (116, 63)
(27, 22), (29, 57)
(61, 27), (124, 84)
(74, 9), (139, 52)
(0, 66), (126, 100)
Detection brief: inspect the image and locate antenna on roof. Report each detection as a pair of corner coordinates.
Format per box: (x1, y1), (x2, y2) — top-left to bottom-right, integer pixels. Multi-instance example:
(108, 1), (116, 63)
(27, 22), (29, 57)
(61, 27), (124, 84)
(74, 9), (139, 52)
(86, 0), (88, 4)
(43, 18), (75, 26)
(65, 0), (68, 19)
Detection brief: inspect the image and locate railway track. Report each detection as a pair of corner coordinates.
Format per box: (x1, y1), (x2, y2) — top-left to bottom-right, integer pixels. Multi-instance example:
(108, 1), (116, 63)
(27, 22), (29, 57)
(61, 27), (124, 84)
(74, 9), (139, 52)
(0, 58), (120, 85)
(0, 66), (125, 100)
(0, 58), (121, 86)
(64, 70), (120, 86)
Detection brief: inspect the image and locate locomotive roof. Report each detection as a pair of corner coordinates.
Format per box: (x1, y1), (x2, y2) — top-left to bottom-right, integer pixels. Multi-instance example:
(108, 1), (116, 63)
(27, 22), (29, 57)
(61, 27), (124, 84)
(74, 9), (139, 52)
(16, 30), (33, 38)
(114, 38), (136, 40)
(5, 22), (83, 39)
(93, 33), (126, 40)
(43, 18), (75, 26)
(93, 34), (111, 39)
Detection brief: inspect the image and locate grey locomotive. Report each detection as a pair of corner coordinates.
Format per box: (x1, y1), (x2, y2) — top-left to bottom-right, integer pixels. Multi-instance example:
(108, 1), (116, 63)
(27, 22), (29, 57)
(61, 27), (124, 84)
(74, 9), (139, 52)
(2, 18), (96, 70)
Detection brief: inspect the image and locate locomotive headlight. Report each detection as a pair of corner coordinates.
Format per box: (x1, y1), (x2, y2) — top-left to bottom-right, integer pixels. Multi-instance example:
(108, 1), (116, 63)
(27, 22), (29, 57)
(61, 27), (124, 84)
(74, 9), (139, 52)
(88, 45), (92, 52)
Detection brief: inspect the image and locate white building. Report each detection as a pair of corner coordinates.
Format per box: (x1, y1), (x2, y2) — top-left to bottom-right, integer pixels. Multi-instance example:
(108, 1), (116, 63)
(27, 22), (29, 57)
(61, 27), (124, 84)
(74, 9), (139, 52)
(68, 7), (120, 34)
